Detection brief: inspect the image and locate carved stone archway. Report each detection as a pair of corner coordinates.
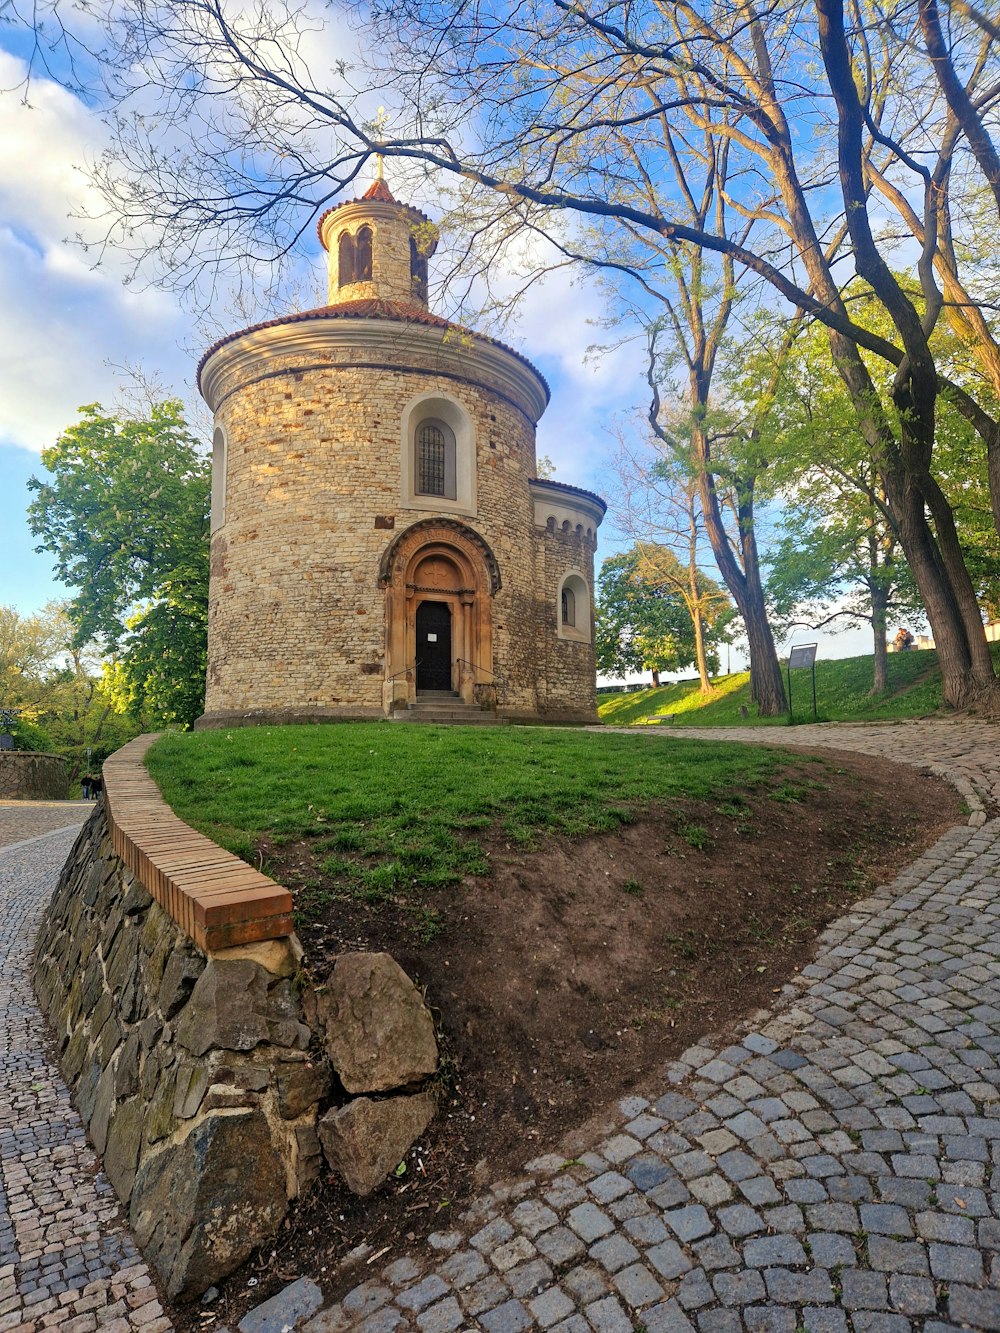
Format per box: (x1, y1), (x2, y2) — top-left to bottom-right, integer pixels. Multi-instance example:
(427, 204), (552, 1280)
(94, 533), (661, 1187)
(380, 520), (499, 712)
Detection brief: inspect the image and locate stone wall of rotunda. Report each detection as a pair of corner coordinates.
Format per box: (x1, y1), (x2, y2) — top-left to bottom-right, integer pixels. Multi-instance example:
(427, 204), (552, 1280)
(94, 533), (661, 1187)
(205, 357), (546, 720)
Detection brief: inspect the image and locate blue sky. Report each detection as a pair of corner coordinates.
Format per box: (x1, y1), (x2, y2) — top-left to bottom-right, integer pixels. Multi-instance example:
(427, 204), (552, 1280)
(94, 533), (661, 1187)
(0, 38), (644, 617)
(0, 29), (882, 671)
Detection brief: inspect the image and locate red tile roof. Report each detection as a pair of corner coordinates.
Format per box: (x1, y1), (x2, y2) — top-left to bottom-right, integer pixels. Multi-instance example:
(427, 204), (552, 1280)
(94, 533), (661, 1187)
(530, 476), (607, 514)
(362, 178), (397, 203)
(196, 297), (550, 402)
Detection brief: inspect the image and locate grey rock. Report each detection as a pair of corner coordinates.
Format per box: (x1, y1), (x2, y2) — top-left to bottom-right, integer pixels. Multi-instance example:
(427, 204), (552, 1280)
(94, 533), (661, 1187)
(318, 1091), (435, 1195)
(175, 959), (272, 1056)
(173, 1062), (211, 1119)
(159, 945), (206, 1020)
(104, 1095), (144, 1202)
(238, 1277), (323, 1332)
(318, 953), (438, 1094)
(277, 1057), (332, 1119)
(130, 1109), (288, 1299)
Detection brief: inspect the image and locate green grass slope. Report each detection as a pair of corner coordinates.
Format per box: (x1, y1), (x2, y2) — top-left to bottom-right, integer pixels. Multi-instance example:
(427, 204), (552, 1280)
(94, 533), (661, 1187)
(146, 725), (793, 925)
(598, 647), (950, 727)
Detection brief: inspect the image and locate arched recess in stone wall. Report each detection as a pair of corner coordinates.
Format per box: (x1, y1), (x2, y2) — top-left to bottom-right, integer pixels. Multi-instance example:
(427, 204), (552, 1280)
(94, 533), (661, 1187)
(379, 519), (500, 707)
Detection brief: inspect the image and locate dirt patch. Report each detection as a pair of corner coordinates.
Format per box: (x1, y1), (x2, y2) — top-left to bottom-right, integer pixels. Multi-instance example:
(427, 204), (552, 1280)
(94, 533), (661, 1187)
(177, 749), (962, 1331)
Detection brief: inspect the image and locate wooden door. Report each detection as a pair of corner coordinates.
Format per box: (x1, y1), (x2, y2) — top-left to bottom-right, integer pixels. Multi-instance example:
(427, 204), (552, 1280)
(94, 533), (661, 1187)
(416, 601), (453, 691)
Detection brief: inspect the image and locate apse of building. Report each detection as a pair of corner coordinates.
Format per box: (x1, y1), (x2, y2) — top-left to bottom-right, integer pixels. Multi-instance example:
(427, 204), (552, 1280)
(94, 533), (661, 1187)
(196, 176), (606, 726)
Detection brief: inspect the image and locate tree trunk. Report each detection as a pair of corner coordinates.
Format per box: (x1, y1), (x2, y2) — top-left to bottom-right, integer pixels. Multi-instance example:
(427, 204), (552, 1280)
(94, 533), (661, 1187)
(691, 431), (787, 717)
(691, 607), (713, 694)
(870, 586), (889, 695)
(651, 669), (661, 687)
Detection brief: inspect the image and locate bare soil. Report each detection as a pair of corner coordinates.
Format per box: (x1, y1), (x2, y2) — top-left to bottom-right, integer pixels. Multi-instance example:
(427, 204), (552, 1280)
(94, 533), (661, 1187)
(178, 749), (962, 1331)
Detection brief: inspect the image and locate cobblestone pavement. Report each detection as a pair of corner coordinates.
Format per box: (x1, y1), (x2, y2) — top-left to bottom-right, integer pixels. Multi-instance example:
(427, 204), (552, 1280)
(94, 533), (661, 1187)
(307, 721), (1000, 1333)
(0, 817), (173, 1333)
(0, 803), (93, 851)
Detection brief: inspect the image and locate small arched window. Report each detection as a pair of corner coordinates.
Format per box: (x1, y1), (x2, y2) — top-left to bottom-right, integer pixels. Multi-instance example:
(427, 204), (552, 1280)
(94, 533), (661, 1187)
(338, 226), (373, 286)
(416, 418), (457, 499)
(210, 426), (227, 532)
(338, 231), (356, 285)
(558, 573), (590, 642)
(355, 226), (373, 282)
(410, 235), (428, 303)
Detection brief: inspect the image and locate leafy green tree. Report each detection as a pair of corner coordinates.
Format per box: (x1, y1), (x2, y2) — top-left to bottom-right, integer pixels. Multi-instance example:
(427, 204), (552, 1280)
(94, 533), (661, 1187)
(0, 602), (139, 765)
(27, 402), (210, 728)
(596, 545), (732, 686)
(752, 287), (998, 692)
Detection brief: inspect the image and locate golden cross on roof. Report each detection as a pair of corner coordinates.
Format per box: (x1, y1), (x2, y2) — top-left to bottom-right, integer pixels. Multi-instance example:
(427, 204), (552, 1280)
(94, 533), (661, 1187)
(373, 106), (389, 183)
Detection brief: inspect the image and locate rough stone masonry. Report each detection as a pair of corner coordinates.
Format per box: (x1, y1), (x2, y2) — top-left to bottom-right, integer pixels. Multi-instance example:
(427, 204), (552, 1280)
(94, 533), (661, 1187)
(32, 805), (440, 1301)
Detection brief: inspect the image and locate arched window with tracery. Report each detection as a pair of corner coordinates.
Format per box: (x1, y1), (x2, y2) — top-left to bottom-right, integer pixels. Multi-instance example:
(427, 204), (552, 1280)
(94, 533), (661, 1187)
(355, 226), (373, 281)
(338, 231), (356, 285)
(410, 236), (428, 303)
(416, 418), (457, 500)
(561, 585), (576, 628)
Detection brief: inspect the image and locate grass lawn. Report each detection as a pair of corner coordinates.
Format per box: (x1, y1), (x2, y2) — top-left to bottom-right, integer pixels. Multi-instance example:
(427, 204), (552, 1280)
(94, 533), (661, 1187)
(598, 646), (954, 727)
(147, 723), (795, 928)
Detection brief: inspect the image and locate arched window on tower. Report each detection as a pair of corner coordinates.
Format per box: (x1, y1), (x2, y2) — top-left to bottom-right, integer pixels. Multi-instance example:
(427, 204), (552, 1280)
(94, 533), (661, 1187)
(355, 226), (373, 282)
(416, 418), (457, 500)
(410, 236), (428, 304)
(558, 573), (590, 642)
(338, 231), (356, 285)
(338, 227), (373, 286)
(210, 426), (227, 532)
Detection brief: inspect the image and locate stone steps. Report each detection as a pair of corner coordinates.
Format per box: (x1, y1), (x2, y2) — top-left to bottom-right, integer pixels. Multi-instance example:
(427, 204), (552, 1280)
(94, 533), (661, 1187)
(391, 695), (502, 726)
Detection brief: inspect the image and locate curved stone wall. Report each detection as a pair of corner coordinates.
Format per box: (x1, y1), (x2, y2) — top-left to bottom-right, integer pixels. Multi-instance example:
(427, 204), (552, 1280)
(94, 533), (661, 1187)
(32, 741), (440, 1300)
(0, 752), (69, 800)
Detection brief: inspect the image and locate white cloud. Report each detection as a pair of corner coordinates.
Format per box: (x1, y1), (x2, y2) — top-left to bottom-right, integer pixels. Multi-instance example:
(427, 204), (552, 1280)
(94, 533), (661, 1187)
(0, 53), (193, 453)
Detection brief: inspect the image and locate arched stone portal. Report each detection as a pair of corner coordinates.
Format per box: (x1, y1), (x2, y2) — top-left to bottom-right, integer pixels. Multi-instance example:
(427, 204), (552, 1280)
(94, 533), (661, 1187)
(379, 519), (499, 712)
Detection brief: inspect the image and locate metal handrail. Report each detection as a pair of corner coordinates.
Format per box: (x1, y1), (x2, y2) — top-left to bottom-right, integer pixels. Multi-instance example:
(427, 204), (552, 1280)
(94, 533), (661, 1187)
(456, 658), (509, 707)
(385, 660), (420, 684)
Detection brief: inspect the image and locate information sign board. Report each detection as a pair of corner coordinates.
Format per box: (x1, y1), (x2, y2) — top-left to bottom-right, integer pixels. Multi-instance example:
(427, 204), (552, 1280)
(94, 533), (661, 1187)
(788, 643), (818, 670)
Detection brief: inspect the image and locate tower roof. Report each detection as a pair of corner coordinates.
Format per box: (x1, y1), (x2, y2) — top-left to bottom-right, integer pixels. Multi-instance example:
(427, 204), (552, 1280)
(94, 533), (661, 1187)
(362, 177), (397, 203)
(196, 297), (551, 407)
(316, 173), (431, 249)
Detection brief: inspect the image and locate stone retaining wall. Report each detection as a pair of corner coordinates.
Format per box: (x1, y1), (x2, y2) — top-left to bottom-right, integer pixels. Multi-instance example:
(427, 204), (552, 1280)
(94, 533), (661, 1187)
(32, 743), (439, 1302)
(0, 751), (68, 800)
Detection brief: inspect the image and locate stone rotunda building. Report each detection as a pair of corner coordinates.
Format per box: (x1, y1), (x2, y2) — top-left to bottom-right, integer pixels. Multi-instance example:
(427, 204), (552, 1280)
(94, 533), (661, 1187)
(196, 177), (606, 726)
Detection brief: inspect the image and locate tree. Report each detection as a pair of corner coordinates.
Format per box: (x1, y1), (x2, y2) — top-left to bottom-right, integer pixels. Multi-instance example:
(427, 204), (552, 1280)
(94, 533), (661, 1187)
(596, 545), (731, 686)
(12, 0), (1000, 707)
(610, 440), (738, 693)
(27, 401), (210, 727)
(0, 602), (138, 765)
(754, 280), (999, 692)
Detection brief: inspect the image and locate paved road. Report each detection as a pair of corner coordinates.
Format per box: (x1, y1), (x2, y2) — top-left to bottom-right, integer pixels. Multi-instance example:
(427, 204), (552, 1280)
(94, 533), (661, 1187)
(0, 807), (172, 1333)
(5, 723), (1000, 1333)
(306, 720), (1000, 1333)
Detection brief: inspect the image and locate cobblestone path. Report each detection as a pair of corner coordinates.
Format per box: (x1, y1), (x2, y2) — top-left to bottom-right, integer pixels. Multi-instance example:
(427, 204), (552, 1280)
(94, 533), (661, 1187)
(0, 803), (93, 851)
(0, 815), (172, 1333)
(308, 721), (1000, 1333)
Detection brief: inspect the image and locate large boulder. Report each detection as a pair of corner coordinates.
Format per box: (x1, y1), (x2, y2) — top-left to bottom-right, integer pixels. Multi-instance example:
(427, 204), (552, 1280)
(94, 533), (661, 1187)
(318, 953), (438, 1094)
(130, 1110), (287, 1299)
(318, 1091), (436, 1196)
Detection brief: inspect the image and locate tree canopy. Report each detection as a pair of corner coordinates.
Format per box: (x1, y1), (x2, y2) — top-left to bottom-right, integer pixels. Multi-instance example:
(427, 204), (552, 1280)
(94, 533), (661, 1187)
(596, 545), (732, 685)
(27, 401), (210, 728)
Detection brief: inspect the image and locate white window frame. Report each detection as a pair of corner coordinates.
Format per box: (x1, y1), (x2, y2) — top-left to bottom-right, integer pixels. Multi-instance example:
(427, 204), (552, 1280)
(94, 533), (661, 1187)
(210, 426), (228, 533)
(400, 392), (476, 516)
(557, 571), (590, 642)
